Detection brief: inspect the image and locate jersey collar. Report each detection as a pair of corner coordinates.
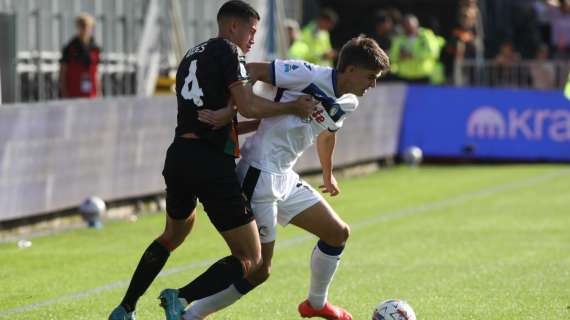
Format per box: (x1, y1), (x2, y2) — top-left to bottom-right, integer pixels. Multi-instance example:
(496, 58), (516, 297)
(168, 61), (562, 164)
(332, 69), (340, 98)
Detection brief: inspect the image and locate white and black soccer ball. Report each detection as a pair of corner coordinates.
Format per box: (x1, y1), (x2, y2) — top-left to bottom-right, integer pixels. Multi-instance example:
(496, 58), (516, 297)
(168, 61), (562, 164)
(402, 146), (423, 166)
(372, 299), (416, 320)
(79, 196), (106, 228)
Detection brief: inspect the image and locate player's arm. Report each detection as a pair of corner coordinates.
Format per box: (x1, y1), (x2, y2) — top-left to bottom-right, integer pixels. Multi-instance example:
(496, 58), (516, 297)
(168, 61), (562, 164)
(317, 130), (340, 196)
(246, 62), (273, 84)
(197, 85), (314, 126)
(237, 120), (261, 135)
(198, 85), (314, 125)
(230, 82), (314, 119)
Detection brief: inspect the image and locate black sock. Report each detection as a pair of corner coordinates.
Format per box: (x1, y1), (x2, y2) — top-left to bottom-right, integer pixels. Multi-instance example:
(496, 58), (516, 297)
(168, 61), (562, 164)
(234, 278), (256, 295)
(178, 255), (244, 303)
(120, 240), (170, 312)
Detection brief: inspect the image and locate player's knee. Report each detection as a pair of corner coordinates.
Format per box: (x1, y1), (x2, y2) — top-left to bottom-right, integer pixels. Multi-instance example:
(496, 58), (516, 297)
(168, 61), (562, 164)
(249, 263), (271, 285)
(342, 223), (351, 242)
(240, 252), (263, 277)
(328, 222), (350, 247)
(157, 232), (185, 251)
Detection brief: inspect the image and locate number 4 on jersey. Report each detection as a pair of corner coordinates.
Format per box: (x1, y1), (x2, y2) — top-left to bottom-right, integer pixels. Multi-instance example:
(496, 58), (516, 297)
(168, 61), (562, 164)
(181, 60), (204, 107)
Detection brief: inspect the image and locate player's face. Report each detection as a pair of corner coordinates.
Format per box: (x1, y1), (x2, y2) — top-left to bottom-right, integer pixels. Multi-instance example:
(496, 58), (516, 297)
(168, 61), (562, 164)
(345, 66), (382, 96)
(233, 18), (258, 54)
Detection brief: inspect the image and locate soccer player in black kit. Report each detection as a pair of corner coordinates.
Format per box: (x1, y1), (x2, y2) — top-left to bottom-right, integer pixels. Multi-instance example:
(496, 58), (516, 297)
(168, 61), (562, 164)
(108, 1), (315, 319)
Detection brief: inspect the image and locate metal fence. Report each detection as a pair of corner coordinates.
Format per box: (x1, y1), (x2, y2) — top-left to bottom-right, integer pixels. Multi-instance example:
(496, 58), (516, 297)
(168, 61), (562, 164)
(454, 59), (570, 90)
(0, 0), (301, 103)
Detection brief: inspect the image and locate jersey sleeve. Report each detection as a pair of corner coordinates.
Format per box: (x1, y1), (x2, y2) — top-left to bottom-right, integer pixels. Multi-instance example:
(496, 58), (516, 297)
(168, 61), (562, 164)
(217, 40), (249, 88)
(329, 94), (359, 132)
(270, 59), (317, 91)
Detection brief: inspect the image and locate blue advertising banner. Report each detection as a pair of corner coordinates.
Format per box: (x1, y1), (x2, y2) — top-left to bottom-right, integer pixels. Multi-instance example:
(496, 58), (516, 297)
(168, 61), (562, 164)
(398, 86), (570, 161)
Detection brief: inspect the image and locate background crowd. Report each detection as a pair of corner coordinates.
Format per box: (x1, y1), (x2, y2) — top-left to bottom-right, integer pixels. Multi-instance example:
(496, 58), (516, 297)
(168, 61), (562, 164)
(285, 0), (570, 90)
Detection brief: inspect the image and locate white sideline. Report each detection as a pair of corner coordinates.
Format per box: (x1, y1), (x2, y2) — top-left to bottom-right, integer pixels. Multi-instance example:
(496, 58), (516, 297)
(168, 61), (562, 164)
(0, 169), (568, 317)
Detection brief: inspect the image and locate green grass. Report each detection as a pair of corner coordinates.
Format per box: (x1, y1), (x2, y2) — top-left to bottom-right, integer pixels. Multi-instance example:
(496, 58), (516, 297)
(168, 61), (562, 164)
(1, 164), (569, 319)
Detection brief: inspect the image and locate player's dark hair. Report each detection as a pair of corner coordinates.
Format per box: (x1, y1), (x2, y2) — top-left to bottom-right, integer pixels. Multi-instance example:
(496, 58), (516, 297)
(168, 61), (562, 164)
(217, 0), (260, 23)
(336, 35), (390, 74)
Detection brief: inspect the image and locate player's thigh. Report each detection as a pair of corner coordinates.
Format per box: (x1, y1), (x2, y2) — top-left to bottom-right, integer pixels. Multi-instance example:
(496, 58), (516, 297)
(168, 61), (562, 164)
(197, 152), (254, 233)
(250, 200), (279, 244)
(162, 139), (200, 221)
(238, 161), (283, 244)
(220, 220), (261, 273)
(288, 199), (350, 247)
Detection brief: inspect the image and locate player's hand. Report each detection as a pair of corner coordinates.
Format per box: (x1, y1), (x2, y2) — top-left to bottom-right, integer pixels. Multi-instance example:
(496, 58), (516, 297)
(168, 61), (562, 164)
(291, 95), (318, 118)
(319, 174), (340, 197)
(197, 104), (236, 129)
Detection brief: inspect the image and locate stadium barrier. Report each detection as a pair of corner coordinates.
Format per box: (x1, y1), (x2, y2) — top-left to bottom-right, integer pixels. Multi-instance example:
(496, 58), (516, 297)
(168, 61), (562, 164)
(454, 59), (570, 90)
(0, 84), (407, 222)
(399, 85), (570, 161)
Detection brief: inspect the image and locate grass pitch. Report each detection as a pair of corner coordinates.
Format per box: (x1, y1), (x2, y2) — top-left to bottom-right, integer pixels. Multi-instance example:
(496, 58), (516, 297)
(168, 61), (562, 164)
(1, 164), (569, 319)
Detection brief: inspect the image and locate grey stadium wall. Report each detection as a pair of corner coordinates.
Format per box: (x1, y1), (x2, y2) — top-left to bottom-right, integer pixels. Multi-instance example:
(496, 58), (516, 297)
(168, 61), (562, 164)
(0, 84), (407, 222)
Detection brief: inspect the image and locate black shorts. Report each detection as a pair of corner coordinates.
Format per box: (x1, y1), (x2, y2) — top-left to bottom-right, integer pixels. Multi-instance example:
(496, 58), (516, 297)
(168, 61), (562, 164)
(162, 137), (253, 232)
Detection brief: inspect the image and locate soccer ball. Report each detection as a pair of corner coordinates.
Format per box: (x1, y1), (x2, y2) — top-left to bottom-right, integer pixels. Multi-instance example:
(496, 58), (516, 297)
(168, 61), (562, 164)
(402, 146), (423, 166)
(372, 299), (416, 320)
(79, 196), (106, 228)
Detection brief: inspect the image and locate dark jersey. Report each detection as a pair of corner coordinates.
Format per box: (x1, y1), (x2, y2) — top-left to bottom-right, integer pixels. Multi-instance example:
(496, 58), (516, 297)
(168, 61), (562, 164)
(175, 37), (249, 157)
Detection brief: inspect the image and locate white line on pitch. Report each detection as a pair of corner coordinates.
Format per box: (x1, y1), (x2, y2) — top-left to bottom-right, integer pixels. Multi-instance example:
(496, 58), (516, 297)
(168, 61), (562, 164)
(0, 169), (568, 318)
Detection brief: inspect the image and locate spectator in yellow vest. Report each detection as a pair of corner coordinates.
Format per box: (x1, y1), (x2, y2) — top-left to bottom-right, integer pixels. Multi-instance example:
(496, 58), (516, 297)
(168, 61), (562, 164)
(284, 19), (309, 60)
(289, 8), (338, 66)
(389, 14), (441, 84)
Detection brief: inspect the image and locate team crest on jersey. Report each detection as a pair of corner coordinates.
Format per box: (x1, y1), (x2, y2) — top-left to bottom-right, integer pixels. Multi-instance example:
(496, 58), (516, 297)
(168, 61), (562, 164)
(284, 63), (299, 72)
(329, 104), (340, 117)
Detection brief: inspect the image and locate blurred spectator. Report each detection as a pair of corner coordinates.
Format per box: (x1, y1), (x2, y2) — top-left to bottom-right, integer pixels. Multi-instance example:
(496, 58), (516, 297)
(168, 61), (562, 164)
(549, 0), (570, 58)
(373, 10), (394, 51)
(564, 73), (570, 99)
(291, 8), (337, 66)
(533, 0), (555, 47)
(512, 3), (542, 58)
(388, 14), (442, 84)
(284, 19), (300, 48)
(284, 19), (310, 60)
(493, 41), (521, 86)
(494, 41), (521, 65)
(443, 6), (480, 80)
(386, 7), (403, 35)
(530, 44), (556, 89)
(59, 13), (101, 98)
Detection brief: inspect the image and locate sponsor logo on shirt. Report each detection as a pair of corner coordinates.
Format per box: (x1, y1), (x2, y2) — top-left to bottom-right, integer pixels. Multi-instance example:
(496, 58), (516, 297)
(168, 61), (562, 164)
(284, 63), (299, 72)
(312, 109), (326, 123)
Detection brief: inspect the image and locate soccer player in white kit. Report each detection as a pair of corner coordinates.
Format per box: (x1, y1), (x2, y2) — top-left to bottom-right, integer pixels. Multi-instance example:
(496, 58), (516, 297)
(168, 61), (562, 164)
(189, 35), (390, 320)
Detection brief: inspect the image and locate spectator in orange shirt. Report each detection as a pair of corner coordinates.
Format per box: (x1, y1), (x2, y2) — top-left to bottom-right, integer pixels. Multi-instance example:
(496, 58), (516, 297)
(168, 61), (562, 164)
(59, 13), (101, 98)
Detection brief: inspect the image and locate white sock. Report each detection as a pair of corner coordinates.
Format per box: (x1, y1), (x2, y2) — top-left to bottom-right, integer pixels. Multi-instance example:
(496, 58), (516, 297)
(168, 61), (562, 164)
(182, 284), (244, 320)
(308, 244), (342, 309)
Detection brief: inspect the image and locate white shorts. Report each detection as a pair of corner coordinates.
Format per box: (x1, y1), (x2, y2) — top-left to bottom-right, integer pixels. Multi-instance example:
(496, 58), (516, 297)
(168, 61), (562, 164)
(236, 160), (323, 243)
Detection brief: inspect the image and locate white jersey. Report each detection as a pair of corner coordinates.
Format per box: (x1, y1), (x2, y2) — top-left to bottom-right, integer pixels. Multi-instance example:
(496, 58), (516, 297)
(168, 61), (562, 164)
(241, 59), (359, 174)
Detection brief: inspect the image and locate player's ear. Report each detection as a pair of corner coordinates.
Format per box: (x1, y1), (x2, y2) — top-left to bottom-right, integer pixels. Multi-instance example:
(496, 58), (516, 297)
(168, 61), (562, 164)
(229, 18), (239, 34)
(345, 65), (356, 74)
